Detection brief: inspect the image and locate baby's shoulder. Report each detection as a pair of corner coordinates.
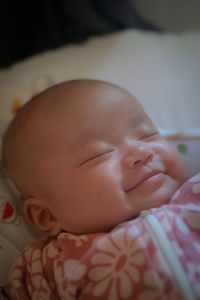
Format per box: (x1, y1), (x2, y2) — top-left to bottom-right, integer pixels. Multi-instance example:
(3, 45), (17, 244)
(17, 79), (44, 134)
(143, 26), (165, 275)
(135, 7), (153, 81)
(170, 173), (200, 206)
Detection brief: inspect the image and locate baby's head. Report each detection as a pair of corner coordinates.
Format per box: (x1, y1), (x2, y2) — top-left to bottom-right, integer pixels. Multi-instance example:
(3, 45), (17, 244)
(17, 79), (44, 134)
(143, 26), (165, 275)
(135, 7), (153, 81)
(2, 79), (187, 235)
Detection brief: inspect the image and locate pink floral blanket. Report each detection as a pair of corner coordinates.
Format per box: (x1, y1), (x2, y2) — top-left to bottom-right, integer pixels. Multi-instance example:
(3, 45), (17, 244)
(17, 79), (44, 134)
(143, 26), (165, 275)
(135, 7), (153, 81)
(9, 174), (200, 300)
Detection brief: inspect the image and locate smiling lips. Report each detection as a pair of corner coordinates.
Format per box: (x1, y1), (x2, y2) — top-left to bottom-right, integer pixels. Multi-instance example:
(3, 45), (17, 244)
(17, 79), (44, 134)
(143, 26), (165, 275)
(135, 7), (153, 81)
(126, 171), (163, 192)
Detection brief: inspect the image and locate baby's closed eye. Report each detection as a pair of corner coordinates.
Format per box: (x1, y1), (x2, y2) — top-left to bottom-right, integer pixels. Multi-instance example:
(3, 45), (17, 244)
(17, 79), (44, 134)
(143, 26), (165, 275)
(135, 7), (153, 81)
(79, 149), (114, 166)
(139, 131), (159, 141)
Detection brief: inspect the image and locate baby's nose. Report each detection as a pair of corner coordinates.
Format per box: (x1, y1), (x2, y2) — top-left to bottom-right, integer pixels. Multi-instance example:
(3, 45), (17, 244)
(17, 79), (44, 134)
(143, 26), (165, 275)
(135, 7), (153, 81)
(122, 143), (153, 168)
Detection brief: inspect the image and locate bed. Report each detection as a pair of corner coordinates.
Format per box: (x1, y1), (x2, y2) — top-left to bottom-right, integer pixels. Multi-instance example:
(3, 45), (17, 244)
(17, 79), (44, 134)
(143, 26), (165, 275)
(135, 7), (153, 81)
(0, 28), (200, 291)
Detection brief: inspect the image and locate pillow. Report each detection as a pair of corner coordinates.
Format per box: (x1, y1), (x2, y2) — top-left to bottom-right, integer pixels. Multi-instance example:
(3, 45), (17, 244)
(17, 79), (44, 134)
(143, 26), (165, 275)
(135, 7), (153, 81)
(0, 76), (54, 286)
(0, 169), (42, 285)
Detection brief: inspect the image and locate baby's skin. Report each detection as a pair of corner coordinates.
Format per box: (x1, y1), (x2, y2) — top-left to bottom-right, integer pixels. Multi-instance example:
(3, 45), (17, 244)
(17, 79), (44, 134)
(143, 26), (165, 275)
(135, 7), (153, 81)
(2, 79), (187, 235)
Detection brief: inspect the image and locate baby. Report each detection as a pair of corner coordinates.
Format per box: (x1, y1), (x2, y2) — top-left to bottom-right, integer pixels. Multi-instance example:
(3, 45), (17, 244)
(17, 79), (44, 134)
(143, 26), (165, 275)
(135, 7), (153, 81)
(2, 80), (200, 299)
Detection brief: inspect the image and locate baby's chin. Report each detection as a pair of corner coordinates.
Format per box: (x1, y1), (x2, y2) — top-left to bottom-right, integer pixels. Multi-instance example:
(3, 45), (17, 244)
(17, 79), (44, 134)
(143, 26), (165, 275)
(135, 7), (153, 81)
(62, 177), (185, 235)
(67, 213), (134, 235)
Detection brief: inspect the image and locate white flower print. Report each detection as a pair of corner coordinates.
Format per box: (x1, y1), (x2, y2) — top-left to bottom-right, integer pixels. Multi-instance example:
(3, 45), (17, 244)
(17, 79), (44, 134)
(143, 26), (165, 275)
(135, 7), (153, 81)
(67, 234), (88, 247)
(43, 243), (59, 266)
(189, 174), (200, 182)
(171, 189), (180, 201)
(160, 215), (173, 232)
(88, 225), (148, 300)
(10, 256), (24, 294)
(181, 211), (200, 230)
(31, 278), (51, 300)
(194, 242), (200, 253)
(185, 203), (200, 210)
(176, 215), (189, 234)
(192, 182), (200, 194)
(187, 262), (200, 295)
(137, 268), (178, 300)
(54, 259), (87, 300)
(59, 232), (88, 247)
(24, 247), (32, 263)
(171, 241), (184, 257)
(64, 259), (87, 281)
(54, 265), (67, 299)
(137, 270), (162, 300)
(11, 269), (23, 289)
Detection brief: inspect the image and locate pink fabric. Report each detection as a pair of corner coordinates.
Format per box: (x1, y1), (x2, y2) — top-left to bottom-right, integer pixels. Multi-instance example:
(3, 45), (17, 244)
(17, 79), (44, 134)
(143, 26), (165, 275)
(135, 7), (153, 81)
(9, 174), (200, 300)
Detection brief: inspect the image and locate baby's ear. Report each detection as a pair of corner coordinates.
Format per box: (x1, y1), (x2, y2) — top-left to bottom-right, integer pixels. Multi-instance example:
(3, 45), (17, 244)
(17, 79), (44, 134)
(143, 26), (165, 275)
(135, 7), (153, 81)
(23, 198), (61, 237)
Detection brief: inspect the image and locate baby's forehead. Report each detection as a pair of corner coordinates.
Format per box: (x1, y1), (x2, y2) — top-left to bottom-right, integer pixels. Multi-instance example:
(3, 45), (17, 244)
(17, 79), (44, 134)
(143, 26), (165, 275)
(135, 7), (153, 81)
(38, 81), (144, 124)
(11, 80), (144, 144)
(35, 79), (133, 106)
(28, 80), (133, 118)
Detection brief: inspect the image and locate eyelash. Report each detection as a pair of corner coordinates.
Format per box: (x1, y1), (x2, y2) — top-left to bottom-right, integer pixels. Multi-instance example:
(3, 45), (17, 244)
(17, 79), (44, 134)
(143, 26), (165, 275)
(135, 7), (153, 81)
(80, 150), (114, 166)
(141, 132), (158, 140)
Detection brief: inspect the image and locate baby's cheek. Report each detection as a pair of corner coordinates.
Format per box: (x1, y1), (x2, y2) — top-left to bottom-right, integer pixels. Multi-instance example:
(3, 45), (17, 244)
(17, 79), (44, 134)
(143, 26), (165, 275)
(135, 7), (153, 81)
(159, 142), (187, 180)
(96, 159), (122, 189)
(107, 158), (123, 183)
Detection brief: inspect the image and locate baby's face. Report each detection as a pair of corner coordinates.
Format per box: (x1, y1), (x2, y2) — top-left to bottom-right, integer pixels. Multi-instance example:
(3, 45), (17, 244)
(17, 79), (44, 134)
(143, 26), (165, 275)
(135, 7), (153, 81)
(34, 82), (187, 234)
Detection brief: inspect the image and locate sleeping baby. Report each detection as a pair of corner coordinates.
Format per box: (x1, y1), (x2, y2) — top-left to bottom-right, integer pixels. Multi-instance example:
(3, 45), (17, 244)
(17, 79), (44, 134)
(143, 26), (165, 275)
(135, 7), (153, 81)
(2, 79), (200, 299)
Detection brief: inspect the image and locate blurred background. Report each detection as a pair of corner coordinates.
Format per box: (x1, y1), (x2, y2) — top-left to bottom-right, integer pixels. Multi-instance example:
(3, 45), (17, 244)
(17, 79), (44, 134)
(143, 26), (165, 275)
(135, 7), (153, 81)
(1, 0), (200, 68)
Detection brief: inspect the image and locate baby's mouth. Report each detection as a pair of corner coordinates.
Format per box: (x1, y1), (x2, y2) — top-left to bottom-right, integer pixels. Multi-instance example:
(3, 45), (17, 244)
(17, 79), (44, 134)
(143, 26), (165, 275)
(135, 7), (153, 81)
(125, 171), (163, 192)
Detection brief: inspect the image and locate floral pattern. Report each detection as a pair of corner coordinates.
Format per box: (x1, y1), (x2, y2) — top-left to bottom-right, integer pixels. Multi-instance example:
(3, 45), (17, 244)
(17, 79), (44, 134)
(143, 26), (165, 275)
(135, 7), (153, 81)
(87, 226), (148, 299)
(8, 174), (200, 300)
